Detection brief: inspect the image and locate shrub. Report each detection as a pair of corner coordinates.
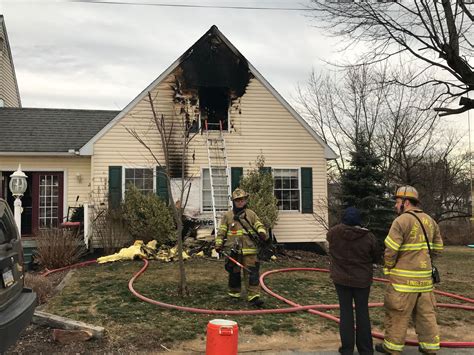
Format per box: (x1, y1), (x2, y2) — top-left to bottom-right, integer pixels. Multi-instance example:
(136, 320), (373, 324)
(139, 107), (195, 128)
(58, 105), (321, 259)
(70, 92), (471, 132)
(122, 185), (176, 244)
(24, 273), (54, 305)
(440, 218), (473, 245)
(240, 155), (279, 230)
(92, 206), (131, 254)
(35, 228), (86, 269)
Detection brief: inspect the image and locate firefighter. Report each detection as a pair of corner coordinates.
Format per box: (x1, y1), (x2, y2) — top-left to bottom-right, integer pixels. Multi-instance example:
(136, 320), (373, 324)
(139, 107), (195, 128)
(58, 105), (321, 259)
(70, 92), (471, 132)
(375, 186), (443, 355)
(214, 188), (268, 307)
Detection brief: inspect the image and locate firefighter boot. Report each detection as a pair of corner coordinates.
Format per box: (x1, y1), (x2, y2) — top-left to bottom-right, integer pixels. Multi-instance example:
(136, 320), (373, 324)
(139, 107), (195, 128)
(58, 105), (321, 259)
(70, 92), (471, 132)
(248, 296), (264, 307)
(418, 346), (436, 355)
(375, 343), (391, 354)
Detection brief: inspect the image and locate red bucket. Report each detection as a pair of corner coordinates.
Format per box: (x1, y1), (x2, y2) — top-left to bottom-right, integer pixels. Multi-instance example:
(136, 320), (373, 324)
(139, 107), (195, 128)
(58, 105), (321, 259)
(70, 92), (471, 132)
(206, 319), (238, 355)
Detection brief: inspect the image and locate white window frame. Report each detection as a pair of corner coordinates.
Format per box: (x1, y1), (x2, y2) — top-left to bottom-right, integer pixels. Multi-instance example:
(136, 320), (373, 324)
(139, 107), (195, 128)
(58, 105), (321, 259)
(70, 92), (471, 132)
(273, 167), (301, 213)
(200, 167), (230, 213)
(122, 166), (156, 199)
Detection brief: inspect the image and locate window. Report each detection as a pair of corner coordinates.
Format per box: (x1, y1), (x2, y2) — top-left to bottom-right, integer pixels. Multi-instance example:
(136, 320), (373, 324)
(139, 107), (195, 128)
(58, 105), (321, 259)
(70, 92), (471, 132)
(202, 168), (229, 212)
(199, 87), (229, 130)
(39, 174), (60, 228)
(124, 168), (154, 194)
(274, 169), (300, 211)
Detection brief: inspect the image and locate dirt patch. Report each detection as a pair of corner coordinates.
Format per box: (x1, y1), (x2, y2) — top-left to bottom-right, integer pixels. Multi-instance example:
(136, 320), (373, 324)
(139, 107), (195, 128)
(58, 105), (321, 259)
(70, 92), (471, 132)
(176, 325), (340, 354)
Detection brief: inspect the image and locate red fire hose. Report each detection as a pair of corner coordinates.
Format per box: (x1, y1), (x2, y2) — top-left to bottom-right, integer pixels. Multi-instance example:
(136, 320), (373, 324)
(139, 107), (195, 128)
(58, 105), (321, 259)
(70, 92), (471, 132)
(43, 259), (474, 348)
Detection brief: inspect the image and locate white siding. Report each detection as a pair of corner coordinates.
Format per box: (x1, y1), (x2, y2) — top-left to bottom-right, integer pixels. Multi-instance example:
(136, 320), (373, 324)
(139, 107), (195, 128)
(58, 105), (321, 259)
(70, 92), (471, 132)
(0, 156), (91, 214)
(0, 19), (21, 107)
(93, 71), (328, 243)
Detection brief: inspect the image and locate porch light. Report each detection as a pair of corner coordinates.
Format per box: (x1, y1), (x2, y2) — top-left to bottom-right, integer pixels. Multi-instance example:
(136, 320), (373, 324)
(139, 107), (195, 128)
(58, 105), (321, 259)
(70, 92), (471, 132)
(9, 165), (28, 236)
(9, 165), (28, 197)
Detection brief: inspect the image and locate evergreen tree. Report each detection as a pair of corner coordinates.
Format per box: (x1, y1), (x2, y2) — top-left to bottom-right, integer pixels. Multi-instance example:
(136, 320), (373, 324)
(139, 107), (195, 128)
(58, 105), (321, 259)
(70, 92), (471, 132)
(340, 137), (394, 243)
(240, 155), (279, 230)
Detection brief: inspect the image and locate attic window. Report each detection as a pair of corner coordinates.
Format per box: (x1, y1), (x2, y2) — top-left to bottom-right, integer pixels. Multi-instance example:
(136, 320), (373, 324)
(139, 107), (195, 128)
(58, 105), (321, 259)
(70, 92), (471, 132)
(199, 87), (229, 131)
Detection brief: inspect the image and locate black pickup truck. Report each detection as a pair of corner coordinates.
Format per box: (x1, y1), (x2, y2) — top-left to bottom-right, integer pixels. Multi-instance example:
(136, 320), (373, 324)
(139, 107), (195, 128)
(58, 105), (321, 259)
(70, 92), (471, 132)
(0, 198), (37, 352)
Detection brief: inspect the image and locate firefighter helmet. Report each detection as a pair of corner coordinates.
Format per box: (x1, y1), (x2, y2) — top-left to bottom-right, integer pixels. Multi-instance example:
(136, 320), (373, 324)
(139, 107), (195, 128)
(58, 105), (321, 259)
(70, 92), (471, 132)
(232, 188), (249, 200)
(394, 185), (419, 202)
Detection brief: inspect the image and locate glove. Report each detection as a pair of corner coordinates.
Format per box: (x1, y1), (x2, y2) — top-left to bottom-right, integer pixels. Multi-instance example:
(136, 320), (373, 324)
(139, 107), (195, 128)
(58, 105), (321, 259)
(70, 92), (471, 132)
(259, 232), (267, 241)
(215, 245), (222, 253)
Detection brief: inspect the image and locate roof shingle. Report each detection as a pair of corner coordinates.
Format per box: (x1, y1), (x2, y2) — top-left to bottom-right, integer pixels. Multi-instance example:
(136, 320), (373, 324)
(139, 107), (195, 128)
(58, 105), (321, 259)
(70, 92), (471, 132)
(0, 107), (119, 153)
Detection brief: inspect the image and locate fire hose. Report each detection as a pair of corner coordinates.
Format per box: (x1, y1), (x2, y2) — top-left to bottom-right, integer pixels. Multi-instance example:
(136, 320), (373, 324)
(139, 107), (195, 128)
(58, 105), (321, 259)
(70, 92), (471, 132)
(43, 259), (474, 348)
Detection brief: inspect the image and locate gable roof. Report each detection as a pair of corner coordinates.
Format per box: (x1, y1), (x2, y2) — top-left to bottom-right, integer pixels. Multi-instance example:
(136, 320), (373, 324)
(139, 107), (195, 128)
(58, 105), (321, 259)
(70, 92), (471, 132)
(0, 15), (21, 107)
(0, 107), (119, 154)
(81, 25), (337, 159)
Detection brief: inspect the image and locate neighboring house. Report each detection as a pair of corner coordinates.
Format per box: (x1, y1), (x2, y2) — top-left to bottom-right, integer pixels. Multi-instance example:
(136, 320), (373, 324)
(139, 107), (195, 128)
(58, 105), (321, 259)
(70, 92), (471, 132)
(0, 108), (119, 236)
(0, 15), (21, 108)
(1, 23), (337, 245)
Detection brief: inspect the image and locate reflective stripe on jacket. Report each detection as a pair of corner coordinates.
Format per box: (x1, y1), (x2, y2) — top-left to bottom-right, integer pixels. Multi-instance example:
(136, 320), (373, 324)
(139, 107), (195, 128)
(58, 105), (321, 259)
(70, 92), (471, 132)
(215, 209), (267, 255)
(384, 208), (443, 292)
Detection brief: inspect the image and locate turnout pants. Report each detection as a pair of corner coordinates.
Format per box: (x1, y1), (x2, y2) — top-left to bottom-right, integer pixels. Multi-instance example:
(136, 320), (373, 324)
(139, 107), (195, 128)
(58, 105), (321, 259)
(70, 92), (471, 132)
(335, 284), (374, 355)
(225, 254), (261, 301)
(383, 285), (440, 354)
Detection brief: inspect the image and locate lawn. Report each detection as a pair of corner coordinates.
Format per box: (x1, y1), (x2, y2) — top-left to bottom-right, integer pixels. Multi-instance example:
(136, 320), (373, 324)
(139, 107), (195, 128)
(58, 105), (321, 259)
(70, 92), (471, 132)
(42, 246), (474, 351)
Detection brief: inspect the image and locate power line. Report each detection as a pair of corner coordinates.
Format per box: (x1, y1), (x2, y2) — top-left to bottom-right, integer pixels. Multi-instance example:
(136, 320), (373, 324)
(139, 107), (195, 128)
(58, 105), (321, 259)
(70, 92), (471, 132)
(70, 0), (308, 11)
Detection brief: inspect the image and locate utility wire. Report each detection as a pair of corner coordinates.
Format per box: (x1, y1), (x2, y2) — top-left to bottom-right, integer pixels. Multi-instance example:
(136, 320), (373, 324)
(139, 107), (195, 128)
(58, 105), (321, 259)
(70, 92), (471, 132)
(70, 0), (308, 11)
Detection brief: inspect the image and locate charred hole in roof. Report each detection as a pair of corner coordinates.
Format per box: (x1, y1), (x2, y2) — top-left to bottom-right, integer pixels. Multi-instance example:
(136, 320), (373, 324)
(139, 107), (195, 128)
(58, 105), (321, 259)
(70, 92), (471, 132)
(175, 26), (252, 108)
(168, 26), (252, 177)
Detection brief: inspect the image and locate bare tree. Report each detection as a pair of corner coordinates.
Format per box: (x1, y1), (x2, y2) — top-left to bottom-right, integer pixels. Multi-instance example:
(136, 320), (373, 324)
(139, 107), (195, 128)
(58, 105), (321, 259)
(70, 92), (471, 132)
(127, 91), (199, 296)
(307, 0), (474, 116)
(399, 133), (471, 222)
(296, 64), (441, 176)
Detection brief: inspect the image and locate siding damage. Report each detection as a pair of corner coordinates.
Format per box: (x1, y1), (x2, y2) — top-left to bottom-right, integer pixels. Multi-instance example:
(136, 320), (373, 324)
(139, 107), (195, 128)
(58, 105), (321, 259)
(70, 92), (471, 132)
(167, 25), (254, 178)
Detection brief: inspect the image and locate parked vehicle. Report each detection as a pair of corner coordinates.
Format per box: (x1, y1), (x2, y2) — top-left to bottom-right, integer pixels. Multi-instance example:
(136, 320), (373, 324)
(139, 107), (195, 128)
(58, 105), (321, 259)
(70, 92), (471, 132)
(0, 198), (37, 352)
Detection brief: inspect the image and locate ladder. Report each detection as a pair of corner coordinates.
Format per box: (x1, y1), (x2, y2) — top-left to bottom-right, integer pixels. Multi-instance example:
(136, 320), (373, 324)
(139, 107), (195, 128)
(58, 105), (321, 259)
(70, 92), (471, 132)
(205, 120), (231, 236)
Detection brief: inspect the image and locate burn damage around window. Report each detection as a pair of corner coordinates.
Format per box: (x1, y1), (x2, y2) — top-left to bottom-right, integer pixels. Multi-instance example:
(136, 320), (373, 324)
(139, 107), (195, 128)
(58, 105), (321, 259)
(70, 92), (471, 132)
(168, 25), (252, 178)
(173, 25), (252, 131)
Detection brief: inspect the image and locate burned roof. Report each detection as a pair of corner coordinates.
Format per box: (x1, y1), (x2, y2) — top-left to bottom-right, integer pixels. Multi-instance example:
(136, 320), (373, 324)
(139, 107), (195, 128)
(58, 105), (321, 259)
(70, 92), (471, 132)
(0, 107), (119, 153)
(177, 25), (252, 99)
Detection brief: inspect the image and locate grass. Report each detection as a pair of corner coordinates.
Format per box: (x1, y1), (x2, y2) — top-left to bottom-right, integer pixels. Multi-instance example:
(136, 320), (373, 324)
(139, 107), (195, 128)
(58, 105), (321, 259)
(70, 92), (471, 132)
(43, 246), (474, 349)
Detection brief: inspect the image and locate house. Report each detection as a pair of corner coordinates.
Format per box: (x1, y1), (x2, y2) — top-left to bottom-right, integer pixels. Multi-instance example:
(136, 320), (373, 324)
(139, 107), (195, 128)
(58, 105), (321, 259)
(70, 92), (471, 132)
(1, 23), (336, 246)
(0, 15), (21, 108)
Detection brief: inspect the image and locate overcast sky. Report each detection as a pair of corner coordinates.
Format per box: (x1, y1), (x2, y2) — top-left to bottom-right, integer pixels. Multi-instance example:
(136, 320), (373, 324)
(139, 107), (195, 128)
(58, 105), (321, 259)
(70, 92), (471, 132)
(0, 0), (340, 110)
(1, 0), (471, 146)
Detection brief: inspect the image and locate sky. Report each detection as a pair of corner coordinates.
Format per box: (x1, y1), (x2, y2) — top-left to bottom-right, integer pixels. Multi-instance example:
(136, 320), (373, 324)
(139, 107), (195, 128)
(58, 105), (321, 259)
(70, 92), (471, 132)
(0, 0), (471, 148)
(0, 0), (338, 110)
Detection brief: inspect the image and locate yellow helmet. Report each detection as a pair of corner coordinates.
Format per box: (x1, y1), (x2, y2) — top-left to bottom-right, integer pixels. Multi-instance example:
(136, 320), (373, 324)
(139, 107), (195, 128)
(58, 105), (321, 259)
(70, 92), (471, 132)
(394, 185), (419, 202)
(232, 188), (249, 200)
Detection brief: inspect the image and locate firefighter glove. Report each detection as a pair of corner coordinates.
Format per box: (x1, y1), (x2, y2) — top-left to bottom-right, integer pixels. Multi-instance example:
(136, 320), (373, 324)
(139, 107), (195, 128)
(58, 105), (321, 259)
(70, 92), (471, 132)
(259, 232), (267, 241)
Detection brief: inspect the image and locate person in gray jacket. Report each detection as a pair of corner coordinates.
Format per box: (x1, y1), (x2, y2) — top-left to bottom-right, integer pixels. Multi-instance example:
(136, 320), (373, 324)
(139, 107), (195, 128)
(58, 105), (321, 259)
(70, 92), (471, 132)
(327, 207), (380, 355)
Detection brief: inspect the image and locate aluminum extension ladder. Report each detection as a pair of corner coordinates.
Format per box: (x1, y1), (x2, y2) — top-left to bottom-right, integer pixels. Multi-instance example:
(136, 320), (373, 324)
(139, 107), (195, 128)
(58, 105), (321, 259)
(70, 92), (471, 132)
(205, 120), (231, 236)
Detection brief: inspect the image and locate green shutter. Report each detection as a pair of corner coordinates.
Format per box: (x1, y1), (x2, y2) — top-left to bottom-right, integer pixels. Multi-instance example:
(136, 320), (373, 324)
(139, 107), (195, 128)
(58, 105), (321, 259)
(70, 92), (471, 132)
(156, 166), (169, 204)
(259, 167), (272, 175)
(301, 167), (313, 214)
(231, 167), (243, 192)
(108, 166), (122, 209)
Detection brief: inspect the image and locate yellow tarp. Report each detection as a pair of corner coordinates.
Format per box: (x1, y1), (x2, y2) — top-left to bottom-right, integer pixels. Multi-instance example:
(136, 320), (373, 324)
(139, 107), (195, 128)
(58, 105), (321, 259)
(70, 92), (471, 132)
(97, 240), (193, 264)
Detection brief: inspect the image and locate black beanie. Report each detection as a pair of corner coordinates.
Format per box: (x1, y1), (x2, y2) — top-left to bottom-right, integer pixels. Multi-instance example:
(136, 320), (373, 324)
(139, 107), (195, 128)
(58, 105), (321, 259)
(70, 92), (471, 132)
(342, 207), (361, 226)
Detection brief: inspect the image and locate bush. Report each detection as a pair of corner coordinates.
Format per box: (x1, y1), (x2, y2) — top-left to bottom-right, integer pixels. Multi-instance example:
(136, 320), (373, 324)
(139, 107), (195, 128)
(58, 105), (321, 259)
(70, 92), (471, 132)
(35, 228), (86, 269)
(122, 185), (176, 244)
(440, 218), (473, 245)
(92, 206), (131, 254)
(240, 155), (279, 230)
(24, 273), (54, 305)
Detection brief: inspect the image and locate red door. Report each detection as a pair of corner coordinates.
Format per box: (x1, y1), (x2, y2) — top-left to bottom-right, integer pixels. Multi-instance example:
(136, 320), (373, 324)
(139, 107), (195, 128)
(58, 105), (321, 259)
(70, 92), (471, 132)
(31, 172), (64, 234)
